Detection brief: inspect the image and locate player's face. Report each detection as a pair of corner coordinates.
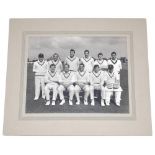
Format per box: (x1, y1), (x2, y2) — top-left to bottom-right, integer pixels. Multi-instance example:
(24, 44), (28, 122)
(53, 54), (58, 61)
(109, 68), (114, 73)
(64, 65), (69, 72)
(79, 65), (84, 72)
(94, 66), (99, 73)
(70, 51), (75, 58)
(50, 66), (55, 72)
(111, 53), (116, 60)
(84, 51), (89, 58)
(39, 57), (44, 62)
(98, 54), (103, 60)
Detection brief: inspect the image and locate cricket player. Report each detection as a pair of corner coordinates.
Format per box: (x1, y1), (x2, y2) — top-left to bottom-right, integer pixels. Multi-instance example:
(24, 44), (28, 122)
(94, 53), (108, 71)
(104, 65), (123, 106)
(48, 53), (63, 73)
(44, 64), (59, 106)
(74, 63), (90, 105)
(58, 63), (76, 105)
(33, 53), (48, 100)
(80, 50), (94, 73)
(89, 65), (106, 106)
(107, 51), (122, 80)
(65, 49), (79, 71)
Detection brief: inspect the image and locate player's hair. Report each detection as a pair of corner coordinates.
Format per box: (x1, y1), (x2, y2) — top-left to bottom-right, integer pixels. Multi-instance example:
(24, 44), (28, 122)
(108, 64), (114, 70)
(38, 53), (44, 58)
(79, 62), (85, 67)
(64, 63), (70, 68)
(93, 64), (99, 70)
(111, 51), (116, 55)
(70, 49), (75, 53)
(50, 63), (56, 68)
(84, 50), (89, 54)
(98, 52), (103, 57)
(53, 53), (59, 58)
(52, 53), (62, 61)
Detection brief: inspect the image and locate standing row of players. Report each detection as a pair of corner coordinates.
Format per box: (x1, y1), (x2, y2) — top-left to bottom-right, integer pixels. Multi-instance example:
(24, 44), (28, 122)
(32, 49), (122, 107)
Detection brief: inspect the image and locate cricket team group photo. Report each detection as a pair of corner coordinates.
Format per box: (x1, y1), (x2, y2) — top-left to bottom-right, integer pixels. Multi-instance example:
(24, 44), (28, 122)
(25, 36), (129, 113)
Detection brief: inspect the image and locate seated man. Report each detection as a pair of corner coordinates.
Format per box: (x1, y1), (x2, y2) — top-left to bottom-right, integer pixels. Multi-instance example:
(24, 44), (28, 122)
(104, 64), (123, 106)
(44, 64), (59, 106)
(58, 63), (76, 105)
(89, 65), (106, 106)
(74, 63), (90, 105)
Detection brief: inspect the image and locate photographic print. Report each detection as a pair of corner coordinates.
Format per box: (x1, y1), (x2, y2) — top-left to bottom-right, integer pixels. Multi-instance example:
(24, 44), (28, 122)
(4, 19), (152, 135)
(25, 35), (129, 114)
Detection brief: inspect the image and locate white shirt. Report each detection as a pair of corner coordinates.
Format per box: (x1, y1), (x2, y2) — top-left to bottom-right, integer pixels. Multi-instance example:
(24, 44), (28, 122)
(48, 59), (63, 73)
(33, 60), (48, 76)
(90, 71), (104, 86)
(75, 71), (90, 84)
(107, 58), (122, 73)
(44, 71), (59, 84)
(94, 59), (108, 70)
(65, 56), (79, 71)
(59, 71), (76, 86)
(80, 57), (94, 72)
(104, 71), (119, 85)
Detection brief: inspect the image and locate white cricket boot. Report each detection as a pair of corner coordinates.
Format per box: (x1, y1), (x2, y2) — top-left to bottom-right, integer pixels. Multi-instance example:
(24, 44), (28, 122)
(101, 99), (105, 107)
(59, 99), (65, 105)
(106, 100), (110, 106)
(69, 100), (73, 105)
(42, 95), (45, 99)
(91, 99), (95, 106)
(34, 97), (39, 101)
(45, 100), (50, 105)
(76, 100), (80, 105)
(84, 99), (88, 105)
(116, 101), (120, 106)
(51, 100), (56, 106)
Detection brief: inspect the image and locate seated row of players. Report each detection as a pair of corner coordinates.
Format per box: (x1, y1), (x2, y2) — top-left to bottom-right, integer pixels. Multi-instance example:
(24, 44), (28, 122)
(32, 49), (122, 106)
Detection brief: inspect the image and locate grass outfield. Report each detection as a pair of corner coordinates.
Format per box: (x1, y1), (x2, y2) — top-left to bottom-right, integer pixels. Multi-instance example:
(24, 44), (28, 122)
(26, 63), (129, 113)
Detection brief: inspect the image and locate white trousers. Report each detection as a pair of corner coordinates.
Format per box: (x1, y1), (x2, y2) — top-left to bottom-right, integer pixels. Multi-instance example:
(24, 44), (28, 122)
(105, 86), (122, 105)
(45, 83), (59, 101)
(58, 85), (75, 100)
(90, 84), (106, 100)
(74, 84), (90, 101)
(34, 76), (45, 99)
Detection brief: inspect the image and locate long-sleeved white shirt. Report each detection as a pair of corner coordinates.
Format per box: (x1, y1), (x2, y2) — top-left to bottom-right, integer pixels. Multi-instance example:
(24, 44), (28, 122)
(59, 71), (76, 86)
(94, 59), (108, 69)
(80, 57), (94, 72)
(107, 58), (122, 73)
(65, 56), (79, 71)
(104, 71), (120, 89)
(48, 59), (63, 73)
(75, 71), (90, 84)
(33, 60), (48, 76)
(44, 71), (59, 84)
(90, 71), (104, 86)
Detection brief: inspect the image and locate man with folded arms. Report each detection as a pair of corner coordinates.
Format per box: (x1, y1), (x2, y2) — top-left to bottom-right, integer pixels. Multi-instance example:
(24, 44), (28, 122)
(89, 65), (106, 106)
(104, 64), (123, 106)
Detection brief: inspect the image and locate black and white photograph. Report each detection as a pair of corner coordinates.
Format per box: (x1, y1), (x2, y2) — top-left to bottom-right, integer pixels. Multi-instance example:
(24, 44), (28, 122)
(25, 35), (129, 114)
(3, 19), (152, 136)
